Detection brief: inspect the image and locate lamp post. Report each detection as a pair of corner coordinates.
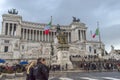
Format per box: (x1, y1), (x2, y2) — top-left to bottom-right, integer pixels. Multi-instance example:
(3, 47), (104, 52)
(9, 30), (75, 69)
(98, 54), (102, 72)
(50, 42), (54, 69)
(39, 43), (43, 58)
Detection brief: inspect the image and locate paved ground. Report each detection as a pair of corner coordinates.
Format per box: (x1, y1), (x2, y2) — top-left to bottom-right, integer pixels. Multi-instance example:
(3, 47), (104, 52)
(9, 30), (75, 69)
(49, 71), (120, 80)
(2, 71), (120, 80)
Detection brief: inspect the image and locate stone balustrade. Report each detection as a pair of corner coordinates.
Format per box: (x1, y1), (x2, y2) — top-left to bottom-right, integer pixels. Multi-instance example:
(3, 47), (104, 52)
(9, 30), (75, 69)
(0, 52), (13, 59)
(21, 53), (38, 59)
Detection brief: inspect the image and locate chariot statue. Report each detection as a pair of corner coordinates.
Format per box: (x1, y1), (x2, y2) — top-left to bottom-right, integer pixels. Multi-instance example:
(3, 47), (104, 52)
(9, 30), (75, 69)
(8, 8), (18, 14)
(72, 16), (80, 22)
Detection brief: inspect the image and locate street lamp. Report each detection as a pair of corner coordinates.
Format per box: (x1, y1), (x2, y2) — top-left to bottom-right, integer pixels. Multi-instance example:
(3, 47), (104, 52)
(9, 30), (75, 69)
(98, 54), (102, 72)
(39, 43), (43, 58)
(49, 42), (54, 68)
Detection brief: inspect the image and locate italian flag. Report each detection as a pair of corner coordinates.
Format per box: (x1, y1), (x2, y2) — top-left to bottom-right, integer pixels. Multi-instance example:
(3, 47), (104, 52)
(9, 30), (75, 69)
(44, 17), (52, 35)
(92, 28), (99, 38)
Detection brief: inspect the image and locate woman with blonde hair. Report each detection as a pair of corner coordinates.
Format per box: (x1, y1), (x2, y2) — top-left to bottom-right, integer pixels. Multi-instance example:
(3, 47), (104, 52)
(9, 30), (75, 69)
(26, 61), (36, 80)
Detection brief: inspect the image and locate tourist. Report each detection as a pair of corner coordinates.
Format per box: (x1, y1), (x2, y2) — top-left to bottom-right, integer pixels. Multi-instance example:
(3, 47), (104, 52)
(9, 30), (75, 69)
(33, 58), (49, 80)
(26, 61), (36, 80)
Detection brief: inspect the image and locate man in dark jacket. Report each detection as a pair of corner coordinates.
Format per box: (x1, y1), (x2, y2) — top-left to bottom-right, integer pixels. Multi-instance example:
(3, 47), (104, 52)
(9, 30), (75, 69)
(41, 58), (49, 80)
(34, 58), (49, 80)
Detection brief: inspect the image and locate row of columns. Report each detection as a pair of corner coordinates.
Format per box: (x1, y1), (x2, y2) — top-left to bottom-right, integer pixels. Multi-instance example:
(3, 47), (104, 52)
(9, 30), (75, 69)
(4, 23), (17, 36)
(3, 22), (72, 43)
(78, 30), (86, 41)
(21, 28), (71, 42)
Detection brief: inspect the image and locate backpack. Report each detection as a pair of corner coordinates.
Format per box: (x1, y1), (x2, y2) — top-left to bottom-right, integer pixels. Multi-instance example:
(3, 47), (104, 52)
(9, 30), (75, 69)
(33, 64), (42, 77)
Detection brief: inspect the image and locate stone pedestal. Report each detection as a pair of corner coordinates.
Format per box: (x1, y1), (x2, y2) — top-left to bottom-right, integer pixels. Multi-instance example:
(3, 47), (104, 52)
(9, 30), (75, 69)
(57, 50), (73, 70)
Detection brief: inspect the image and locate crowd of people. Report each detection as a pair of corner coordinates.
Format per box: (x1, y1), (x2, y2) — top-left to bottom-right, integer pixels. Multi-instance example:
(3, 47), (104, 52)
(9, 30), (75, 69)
(1, 58), (120, 80)
(74, 61), (119, 72)
(0, 63), (25, 74)
(0, 58), (49, 80)
(26, 58), (49, 80)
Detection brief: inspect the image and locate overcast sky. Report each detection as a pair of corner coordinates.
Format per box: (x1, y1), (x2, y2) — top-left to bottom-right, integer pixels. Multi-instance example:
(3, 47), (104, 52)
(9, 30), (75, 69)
(0, 0), (120, 52)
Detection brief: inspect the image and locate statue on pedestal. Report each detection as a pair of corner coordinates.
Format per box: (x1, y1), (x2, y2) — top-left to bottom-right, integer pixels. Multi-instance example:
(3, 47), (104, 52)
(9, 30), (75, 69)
(56, 24), (67, 44)
(8, 8), (18, 15)
(72, 16), (80, 22)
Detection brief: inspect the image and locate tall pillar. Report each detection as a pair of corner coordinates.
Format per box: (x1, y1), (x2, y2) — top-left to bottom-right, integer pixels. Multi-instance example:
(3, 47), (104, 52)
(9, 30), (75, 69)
(49, 32), (51, 42)
(80, 30), (82, 41)
(8, 23), (10, 35)
(40, 31), (42, 41)
(48, 34), (50, 42)
(4, 23), (7, 35)
(81, 30), (84, 41)
(69, 32), (71, 42)
(83, 30), (84, 41)
(23, 29), (25, 40)
(84, 30), (86, 40)
(41, 31), (43, 41)
(53, 32), (55, 40)
(82, 30), (84, 41)
(27, 29), (29, 40)
(2, 22), (5, 35)
(31, 30), (33, 40)
(42, 31), (44, 41)
(52, 32), (54, 41)
(21, 28), (23, 39)
(26, 29), (28, 40)
(33, 30), (34, 41)
(13, 24), (16, 36)
(29, 29), (31, 40)
(35, 30), (37, 41)
(45, 32), (46, 41)
(67, 32), (69, 43)
(11, 24), (14, 36)
(38, 30), (39, 41)
(16, 23), (21, 37)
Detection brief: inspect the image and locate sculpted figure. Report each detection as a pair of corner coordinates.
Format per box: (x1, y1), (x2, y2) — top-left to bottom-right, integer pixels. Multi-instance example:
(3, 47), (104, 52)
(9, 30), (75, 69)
(56, 24), (67, 44)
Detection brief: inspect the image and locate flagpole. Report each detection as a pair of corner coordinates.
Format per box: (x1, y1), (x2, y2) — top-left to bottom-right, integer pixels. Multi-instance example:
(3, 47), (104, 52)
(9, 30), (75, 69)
(51, 16), (52, 24)
(90, 30), (93, 41)
(97, 21), (101, 48)
(97, 21), (103, 71)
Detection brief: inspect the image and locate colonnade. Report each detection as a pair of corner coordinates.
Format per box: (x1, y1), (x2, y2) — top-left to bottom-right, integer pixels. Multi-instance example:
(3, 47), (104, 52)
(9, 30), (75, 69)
(21, 28), (71, 42)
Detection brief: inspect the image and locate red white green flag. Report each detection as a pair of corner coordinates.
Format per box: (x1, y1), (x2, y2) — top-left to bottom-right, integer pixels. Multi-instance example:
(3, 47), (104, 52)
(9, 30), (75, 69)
(44, 17), (52, 34)
(92, 28), (99, 38)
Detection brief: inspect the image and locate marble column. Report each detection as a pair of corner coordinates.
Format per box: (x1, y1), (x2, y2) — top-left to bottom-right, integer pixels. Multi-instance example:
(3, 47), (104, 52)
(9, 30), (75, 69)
(29, 29), (31, 40)
(8, 23), (10, 36)
(69, 32), (71, 42)
(45, 32), (46, 41)
(84, 30), (86, 40)
(35, 30), (37, 41)
(48, 33), (50, 42)
(2, 22), (5, 35)
(40, 31), (42, 41)
(37, 30), (40, 41)
(11, 24), (13, 35)
(26, 29), (28, 40)
(33, 30), (34, 41)
(82, 30), (83, 41)
(42, 31), (44, 41)
(80, 30), (82, 41)
(53, 32), (55, 41)
(67, 32), (69, 42)
(23, 29), (25, 39)
(21, 28), (23, 39)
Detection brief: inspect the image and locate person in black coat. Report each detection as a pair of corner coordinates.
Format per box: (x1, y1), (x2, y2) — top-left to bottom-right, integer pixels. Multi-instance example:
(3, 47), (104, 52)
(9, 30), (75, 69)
(34, 58), (49, 80)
